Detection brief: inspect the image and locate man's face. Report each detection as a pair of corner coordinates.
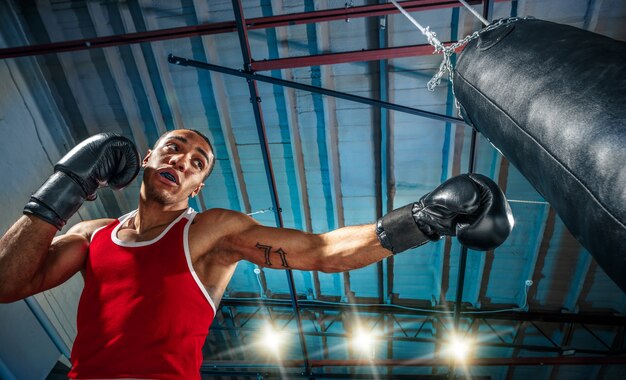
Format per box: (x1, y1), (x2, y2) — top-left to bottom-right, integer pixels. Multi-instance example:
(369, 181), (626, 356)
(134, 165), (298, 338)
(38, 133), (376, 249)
(141, 130), (213, 206)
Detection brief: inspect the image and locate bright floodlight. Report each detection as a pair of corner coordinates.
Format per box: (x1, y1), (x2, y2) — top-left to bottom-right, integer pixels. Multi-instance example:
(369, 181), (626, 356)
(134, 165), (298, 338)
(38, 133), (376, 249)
(447, 334), (472, 362)
(352, 328), (376, 356)
(260, 324), (285, 353)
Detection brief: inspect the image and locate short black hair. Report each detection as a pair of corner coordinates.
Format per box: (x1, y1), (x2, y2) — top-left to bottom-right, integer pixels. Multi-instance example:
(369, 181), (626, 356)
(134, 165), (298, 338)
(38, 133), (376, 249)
(154, 129), (216, 180)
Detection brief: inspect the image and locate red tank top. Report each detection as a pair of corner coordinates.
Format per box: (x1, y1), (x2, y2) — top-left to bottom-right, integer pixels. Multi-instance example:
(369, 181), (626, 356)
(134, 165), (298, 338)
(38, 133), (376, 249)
(68, 208), (215, 380)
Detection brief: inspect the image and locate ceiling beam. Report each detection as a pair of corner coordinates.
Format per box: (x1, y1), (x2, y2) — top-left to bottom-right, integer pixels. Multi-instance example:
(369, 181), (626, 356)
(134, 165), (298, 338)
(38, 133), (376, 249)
(202, 355), (626, 368)
(199, 370), (485, 379)
(210, 308), (626, 375)
(1, 0), (508, 59)
(220, 297), (626, 325)
(251, 42), (453, 71)
(211, 322), (619, 356)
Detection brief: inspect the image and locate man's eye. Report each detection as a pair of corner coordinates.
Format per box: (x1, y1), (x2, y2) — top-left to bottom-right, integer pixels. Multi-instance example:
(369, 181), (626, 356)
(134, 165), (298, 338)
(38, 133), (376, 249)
(195, 160), (204, 169)
(166, 143), (178, 151)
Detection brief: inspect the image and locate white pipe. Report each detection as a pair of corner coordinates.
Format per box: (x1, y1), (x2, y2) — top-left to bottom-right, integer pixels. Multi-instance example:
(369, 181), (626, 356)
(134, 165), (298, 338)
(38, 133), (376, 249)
(24, 297), (71, 359)
(458, 0), (490, 25)
(0, 357), (17, 380)
(389, 0), (429, 35)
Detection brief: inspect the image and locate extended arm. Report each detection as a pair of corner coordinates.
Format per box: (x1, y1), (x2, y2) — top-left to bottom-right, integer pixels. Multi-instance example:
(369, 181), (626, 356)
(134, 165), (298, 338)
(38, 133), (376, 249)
(217, 212), (390, 273)
(217, 174), (513, 273)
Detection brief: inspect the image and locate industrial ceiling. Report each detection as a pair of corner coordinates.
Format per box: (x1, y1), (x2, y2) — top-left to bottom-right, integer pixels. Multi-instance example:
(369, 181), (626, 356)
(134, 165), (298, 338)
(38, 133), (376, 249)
(0, 0), (625, 379)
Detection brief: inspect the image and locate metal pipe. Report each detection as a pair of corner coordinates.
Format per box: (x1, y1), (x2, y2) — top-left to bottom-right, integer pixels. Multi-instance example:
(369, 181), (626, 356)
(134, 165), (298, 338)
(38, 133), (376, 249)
(168, 55), (465, 125)
(0, 357), (16, 380)
(251, 42), (453, 71)
(202, 356), (626, 368)
(451, 0), (493, 335)
(220, 297), (626, 325)
(1, 0), (503, 58)
(24, 297), (71, 359)
(199, 369), (487, 379)
(245, 0), (491, 28)
(230, 0), (311, 374)
(209, 324), (622, 355)
(458, 0), (489, 25)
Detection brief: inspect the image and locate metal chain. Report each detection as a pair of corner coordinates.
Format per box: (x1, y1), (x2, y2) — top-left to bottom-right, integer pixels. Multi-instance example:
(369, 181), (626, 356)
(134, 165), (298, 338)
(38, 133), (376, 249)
(426, 17), (531, 110)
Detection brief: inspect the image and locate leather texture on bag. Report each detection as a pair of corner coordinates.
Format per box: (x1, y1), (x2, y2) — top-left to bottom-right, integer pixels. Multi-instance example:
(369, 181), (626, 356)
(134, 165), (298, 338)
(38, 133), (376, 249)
(454, 18), (626, 292)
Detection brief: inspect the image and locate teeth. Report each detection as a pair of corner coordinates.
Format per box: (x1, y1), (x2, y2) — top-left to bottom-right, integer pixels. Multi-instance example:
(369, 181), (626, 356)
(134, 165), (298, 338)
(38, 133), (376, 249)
(160, 172), (176, 183)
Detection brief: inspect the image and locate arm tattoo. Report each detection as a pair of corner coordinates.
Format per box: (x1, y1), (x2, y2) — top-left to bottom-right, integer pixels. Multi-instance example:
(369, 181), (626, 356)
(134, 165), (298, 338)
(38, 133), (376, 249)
(255, 243), (290, 268)
(255, 243), (272, 266)
(275, 248), (288, 268)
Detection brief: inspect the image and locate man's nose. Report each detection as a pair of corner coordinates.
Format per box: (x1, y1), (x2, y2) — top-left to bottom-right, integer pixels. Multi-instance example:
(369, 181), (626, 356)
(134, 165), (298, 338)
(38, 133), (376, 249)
(169, 154), (188, 171)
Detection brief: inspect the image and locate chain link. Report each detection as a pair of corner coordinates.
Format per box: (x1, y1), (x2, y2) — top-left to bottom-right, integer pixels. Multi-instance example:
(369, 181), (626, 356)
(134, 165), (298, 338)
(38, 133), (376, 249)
(425, 17), (530, 110)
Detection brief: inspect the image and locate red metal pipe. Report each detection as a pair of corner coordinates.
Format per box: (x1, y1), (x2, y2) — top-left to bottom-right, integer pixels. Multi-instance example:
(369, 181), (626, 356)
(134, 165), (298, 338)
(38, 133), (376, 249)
(0, 21), (236, 59)
(203, 356), (626, 368)
(246, 0), (484, 28)
(251, 42), (454, 71)
(0, 0), (505, 59)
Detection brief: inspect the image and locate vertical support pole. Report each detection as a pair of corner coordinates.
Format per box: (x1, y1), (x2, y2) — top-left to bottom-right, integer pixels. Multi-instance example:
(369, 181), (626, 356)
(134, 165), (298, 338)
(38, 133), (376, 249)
(0, 357), (16, 380)
(450, 1), (493, 378)
(378, 12), (392, 307)
(377, 7), (392, 376)
(24, 297), (71, 359)
(230, 0), (311, 375)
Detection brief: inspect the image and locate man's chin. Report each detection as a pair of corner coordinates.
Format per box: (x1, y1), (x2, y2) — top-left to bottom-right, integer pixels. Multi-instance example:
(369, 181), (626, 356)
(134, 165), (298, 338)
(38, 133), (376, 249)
(145, 187), (177, 205)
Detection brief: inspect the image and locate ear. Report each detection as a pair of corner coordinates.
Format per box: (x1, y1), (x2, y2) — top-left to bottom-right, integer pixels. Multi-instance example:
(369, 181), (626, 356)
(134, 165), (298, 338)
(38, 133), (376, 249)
(142, 149), (152, 167)
(190, 182), (205, 198)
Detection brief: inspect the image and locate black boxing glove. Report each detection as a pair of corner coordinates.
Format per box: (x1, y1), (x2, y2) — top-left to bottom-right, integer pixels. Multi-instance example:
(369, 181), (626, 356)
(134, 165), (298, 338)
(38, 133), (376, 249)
(24, 133), (140, 230)
(376, 174), (514, 253)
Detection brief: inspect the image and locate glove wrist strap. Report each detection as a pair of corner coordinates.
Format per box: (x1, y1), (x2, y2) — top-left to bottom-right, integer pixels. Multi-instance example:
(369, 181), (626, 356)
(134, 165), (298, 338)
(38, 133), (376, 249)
(376, 203), (430, 254)
(24, 172), (87, 230)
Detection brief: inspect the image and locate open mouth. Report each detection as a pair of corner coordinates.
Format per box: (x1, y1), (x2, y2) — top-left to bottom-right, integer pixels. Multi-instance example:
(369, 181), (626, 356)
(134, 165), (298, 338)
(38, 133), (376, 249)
(159, 172), (177, 184)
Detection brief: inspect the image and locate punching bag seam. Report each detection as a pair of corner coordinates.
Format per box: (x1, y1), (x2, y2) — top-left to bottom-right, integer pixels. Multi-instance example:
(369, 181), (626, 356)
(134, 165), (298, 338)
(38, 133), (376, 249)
(455, 71), (626, 230)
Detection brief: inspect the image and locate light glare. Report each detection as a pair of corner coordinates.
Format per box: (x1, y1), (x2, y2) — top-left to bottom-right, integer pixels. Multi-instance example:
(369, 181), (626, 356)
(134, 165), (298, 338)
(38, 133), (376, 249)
(352, 328), (376, 356)
(447, 334), (472, 362)
(260, 324), (285, 353)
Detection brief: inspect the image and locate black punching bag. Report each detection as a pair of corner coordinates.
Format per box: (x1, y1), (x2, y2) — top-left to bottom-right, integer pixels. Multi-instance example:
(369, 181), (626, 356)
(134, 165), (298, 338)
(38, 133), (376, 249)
(453, 18), (626, 292)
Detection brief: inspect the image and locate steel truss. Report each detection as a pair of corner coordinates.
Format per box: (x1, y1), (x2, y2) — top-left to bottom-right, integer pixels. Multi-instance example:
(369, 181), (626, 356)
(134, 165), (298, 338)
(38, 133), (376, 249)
(200, 299), (626, 378)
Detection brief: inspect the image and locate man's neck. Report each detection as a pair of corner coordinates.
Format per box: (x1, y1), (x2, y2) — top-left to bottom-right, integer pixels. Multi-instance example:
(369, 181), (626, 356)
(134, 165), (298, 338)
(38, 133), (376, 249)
(132, 198), (189, 234)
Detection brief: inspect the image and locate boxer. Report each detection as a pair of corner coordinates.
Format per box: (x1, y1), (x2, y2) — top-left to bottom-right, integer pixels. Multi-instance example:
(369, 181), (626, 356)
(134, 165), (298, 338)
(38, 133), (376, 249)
(0, 129), (512, 379)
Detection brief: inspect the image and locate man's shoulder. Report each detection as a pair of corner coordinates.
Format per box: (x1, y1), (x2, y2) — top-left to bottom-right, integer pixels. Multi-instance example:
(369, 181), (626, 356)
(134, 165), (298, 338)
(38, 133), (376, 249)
(193, 208), (258, 232)
(189, 209), (255, 260)
(66, 218), (115, 239)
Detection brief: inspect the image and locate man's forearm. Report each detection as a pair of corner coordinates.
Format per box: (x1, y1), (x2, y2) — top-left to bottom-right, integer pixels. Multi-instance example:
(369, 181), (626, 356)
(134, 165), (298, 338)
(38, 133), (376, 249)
(318, 224), (392, 273)
(0, 215), (57, 302)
